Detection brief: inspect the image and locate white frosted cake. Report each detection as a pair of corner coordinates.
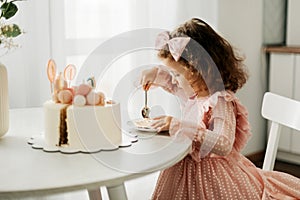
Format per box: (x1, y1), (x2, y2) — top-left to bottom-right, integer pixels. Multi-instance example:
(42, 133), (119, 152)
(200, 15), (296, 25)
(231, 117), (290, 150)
(43, 60), (122, 150)
(44, 101), (122, 150)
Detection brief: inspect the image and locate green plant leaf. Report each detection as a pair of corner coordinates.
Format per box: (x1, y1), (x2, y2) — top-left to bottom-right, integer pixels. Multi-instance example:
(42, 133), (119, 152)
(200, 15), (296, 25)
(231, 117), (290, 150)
(1, 2), (18, 19)
(1, 24), (21, 37)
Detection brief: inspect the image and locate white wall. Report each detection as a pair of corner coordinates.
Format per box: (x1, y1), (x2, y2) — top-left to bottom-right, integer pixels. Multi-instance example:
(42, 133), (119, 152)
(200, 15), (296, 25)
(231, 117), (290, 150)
(217, 0), (266, 155)
(1, 0), (51, 108)
(3, 0), (219, 108)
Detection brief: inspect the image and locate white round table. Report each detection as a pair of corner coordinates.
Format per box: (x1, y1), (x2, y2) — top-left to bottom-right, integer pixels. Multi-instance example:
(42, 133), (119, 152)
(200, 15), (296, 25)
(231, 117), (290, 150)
(0, 108), (191, 200)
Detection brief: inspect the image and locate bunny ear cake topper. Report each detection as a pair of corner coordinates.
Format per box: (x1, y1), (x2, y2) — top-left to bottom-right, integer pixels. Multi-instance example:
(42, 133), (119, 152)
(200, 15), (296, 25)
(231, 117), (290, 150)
(46, 59), (76, 102)
(47, 59), (56, 81)
(47, 59), (77, 93)
(64, 64), (77, 88)
(47, 59), (57, 93)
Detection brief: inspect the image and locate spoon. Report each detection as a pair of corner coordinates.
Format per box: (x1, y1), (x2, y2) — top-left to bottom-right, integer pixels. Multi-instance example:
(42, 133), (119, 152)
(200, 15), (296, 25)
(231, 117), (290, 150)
(141, 89), (150, 118)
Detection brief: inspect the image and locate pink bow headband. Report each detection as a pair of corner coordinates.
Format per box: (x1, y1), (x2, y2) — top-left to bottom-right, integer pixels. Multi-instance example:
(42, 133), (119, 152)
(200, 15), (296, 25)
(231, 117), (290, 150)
(155, 31), (190, 61)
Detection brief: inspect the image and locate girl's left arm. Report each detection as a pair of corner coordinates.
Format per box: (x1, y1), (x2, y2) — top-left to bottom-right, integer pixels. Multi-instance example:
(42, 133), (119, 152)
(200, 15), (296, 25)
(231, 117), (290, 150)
(170, 97), (236, 157)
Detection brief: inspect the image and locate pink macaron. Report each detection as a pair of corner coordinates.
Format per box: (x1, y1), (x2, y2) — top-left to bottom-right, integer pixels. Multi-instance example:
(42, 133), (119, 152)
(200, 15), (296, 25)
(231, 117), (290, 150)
(76, 84), (92, 96)
(58, 90), (73, 104)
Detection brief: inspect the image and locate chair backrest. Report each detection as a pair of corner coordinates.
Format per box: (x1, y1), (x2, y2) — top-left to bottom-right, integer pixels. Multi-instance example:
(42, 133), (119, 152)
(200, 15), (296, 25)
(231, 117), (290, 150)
(261, 92), (300, 171)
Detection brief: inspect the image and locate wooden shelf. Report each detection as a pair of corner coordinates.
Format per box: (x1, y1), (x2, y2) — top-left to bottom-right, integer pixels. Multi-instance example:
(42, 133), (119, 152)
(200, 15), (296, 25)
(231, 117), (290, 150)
(264, 46), (300, 54)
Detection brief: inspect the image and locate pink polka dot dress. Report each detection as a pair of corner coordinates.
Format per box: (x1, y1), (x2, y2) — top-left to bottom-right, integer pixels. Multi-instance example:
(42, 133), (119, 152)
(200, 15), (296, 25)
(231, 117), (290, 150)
(151, 68), (300, 200)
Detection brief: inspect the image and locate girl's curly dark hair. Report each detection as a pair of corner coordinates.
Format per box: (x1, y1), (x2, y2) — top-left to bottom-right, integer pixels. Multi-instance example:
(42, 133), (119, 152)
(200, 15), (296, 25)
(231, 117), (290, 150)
(158, 18), (248, 93)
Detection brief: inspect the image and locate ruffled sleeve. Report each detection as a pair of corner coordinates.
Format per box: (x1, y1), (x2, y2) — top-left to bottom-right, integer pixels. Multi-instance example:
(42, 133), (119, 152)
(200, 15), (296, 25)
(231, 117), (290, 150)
(227, 91), (252, 152)
(169, 90), (252, 158)
(203, 91), (252, 153)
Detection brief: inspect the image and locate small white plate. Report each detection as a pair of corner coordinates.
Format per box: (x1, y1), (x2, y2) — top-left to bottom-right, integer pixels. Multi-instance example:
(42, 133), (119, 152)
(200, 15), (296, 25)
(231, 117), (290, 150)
(127, 118), (157, 132)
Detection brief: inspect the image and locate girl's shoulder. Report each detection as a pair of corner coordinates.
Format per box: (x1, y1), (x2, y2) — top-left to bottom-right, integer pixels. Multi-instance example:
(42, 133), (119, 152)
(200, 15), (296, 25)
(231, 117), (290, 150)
(199, 90), (238, 110)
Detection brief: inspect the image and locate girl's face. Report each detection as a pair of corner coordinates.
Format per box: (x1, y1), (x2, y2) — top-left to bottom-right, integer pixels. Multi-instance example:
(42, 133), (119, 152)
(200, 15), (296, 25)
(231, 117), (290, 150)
(162, 59), (195, 97)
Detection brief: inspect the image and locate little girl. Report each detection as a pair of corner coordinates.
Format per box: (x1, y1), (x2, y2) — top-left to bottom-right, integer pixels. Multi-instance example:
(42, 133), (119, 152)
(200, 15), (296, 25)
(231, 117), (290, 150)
(140, 18), (300, 199)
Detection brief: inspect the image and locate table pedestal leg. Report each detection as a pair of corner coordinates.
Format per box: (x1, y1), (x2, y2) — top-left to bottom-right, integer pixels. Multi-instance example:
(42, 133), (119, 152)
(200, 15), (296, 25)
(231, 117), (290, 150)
(107, 183), (128, 200)
(88, 188), (102, 200)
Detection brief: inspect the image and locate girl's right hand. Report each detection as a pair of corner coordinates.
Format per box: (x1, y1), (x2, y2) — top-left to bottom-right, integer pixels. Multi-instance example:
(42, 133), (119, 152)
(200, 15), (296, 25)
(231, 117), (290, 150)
(151, 115), (173, 132)
(140, 67), (159, 90)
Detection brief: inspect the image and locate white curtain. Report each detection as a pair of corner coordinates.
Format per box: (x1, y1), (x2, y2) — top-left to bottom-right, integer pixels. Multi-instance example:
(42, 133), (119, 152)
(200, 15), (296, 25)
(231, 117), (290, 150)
(6, 0), (217, 112)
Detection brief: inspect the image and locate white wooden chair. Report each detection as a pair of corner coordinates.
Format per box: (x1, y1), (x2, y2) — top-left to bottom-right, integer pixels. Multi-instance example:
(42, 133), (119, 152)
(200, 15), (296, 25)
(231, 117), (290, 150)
(261, 92), (300, 171)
